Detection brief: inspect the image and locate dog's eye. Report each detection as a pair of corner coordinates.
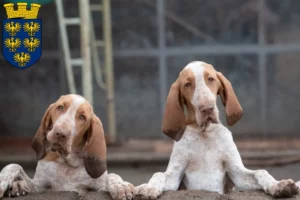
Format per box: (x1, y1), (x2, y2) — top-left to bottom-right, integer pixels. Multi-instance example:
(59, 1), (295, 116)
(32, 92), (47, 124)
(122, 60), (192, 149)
(208, 77), (214, 82)
(57, 105), (64, 111)
(185, 82), (192, 87)
(79, 115), (86, 120)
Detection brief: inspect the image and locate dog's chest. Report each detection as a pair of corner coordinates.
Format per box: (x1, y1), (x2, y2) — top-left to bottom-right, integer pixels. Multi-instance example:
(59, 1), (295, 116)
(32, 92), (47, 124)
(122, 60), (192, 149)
(183, 134), (226, 193)
(34, 160), (104, 192)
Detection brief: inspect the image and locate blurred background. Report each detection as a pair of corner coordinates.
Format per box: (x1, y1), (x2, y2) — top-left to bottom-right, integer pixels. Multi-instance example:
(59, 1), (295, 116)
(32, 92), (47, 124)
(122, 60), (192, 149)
(0, 0), (300, 186)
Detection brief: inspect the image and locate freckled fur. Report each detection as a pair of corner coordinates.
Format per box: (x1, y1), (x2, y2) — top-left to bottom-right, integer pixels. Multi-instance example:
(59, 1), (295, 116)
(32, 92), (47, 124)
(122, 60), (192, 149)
(136, 61), (299, 199)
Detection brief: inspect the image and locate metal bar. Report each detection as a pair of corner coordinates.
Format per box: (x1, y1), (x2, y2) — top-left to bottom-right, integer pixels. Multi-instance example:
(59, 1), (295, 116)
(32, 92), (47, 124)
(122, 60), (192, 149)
(103, 0), (117, 143)
(90, 4), (103, 11)
(54, 0), (76, 94)
(63, 18), (80, 25)
(114, 44), (300, 57)
(41, 44), (300, 59)
(79, 0), (93, 105)
(96, 40), (105, 47)
(71, 58), (83, 66)
(90, 12), (106, 89)
(157, 0), (167, 118)
(258, 0), (267, 136)
(58, 34), (66, 94)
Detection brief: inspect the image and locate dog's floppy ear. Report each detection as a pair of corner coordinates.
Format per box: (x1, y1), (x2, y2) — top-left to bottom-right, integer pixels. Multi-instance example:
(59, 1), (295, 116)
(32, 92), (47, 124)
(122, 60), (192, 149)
(162, 80), (186, 141)
(83, 114), (107, 179)
(31, 103), (54, 160)
(217, 72), (243, 126)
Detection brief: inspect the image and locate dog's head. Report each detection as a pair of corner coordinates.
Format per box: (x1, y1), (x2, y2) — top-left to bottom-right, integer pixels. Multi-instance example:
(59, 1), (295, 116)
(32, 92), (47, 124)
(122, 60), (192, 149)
(31, 94), (107, 178)
(162, 61), (243, 141)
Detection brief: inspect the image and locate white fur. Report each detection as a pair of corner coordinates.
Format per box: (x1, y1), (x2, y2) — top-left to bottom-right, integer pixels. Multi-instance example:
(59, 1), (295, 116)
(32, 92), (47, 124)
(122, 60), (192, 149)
(135, 61), (299, 199)
(0, 95), (135, 200)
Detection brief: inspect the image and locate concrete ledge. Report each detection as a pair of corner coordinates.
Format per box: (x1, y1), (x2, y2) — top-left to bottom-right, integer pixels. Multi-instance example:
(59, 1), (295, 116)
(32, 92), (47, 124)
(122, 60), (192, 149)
(3, 190), (300, 200)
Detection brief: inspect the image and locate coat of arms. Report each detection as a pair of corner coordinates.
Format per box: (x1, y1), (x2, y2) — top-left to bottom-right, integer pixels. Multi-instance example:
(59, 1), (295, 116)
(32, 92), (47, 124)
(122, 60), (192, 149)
(2, 3), (42, 69)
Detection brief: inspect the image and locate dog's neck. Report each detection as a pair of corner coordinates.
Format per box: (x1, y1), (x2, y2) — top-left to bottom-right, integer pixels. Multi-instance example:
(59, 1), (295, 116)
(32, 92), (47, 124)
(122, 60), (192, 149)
(60, 153), (83, 167)
(46, 148), (84, 167)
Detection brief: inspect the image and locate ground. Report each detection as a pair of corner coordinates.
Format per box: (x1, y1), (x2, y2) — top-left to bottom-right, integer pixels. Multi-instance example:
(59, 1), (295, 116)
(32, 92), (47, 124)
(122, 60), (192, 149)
(3, 190), (300, 200)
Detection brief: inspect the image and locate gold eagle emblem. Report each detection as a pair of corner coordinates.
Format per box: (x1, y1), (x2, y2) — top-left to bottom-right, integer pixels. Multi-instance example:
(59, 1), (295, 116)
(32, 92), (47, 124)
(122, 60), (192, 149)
(23, 21), (40, 36)
(14, 52), (31, 67)
(4, 37), (21, 52)
(4, 22), (21, 36)
(23, 37), (40, 52)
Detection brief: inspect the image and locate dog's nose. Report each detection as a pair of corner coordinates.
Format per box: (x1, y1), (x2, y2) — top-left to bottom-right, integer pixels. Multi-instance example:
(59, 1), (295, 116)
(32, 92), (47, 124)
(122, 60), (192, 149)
(200, 106), (214, 115)
(53, 128), (70, 139)
(54, 132), (67, 139)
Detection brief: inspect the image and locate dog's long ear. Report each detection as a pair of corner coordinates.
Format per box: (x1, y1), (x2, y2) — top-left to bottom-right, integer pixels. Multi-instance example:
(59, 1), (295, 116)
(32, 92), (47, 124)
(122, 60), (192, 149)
(162, 80), (186, 141)
(31, 103), (54, 160)
(83, 114), (107, 179)
(217, 72), (243, 126)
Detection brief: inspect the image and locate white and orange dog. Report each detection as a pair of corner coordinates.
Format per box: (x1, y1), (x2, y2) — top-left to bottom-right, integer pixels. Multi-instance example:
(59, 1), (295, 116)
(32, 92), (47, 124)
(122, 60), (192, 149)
(0, 94), (136, 200)
(135, 61), (299, 199)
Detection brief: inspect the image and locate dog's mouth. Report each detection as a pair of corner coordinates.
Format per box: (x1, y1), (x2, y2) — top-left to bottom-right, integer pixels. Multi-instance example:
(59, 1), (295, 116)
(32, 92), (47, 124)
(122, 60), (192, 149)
(49, 143), (69, 155)
(200, 117), (218, 129)
(50, 143), (61, 151)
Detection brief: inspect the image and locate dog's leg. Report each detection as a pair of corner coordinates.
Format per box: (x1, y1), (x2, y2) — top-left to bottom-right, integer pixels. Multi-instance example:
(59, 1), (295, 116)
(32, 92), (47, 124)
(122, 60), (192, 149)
(0, 164), (37, 198)
(135, 142), (189, 200)
(102, 172), (136, 200)
(224, 139), (299, 197)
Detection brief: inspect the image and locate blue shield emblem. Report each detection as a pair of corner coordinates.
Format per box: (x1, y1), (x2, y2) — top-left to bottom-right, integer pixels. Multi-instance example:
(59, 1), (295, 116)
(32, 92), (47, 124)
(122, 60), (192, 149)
(2, 18), (42, 69)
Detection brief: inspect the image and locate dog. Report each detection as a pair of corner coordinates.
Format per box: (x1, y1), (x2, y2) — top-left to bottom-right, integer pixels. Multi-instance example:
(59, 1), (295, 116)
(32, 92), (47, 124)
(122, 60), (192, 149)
(134, 61), (299, 199)
(0, 94), (136, 200)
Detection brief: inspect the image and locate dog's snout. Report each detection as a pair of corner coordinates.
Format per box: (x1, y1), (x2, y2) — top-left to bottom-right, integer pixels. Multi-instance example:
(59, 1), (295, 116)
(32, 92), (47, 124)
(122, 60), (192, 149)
(53, 126), (70, 140)
(200, 106), (214, 115)
(54, 131), (67, 139)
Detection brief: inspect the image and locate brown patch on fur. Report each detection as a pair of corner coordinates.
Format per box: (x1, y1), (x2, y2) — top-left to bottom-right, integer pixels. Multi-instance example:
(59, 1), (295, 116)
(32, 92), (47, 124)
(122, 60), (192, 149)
(217, 72), (243, 126)
(203, 64), (222, 96)
(162, 68), (199, 141)
(162, 81), (186, 141)
(43, 151), (59, 162)
(83, 115), (107, 178)
(31, 103), (55, 160)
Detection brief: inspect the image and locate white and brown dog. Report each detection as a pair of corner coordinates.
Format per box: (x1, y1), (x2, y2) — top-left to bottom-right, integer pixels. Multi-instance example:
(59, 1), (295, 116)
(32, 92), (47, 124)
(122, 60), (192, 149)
(135, 61), (299, 199)
(0, 94), (136, 200)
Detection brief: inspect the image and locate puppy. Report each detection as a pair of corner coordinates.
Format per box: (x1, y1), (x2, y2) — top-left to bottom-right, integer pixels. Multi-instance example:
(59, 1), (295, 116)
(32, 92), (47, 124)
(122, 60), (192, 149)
(0, 94), (136, 200)
(135, 61), (299, 199)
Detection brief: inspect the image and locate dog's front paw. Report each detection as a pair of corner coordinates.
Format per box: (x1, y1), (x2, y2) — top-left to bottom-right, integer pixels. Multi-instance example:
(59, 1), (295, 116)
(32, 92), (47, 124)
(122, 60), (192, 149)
(269, 179), (299, 198)
(6, 180), (29, 198)
(134, 184), (162, 200)
(109, 180), (136, 200)
(0, 174), (12, 199)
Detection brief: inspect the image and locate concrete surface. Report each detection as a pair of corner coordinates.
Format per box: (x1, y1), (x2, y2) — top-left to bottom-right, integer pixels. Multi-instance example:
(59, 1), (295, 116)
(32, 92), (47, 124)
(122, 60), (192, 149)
(2, 190), (300, 200)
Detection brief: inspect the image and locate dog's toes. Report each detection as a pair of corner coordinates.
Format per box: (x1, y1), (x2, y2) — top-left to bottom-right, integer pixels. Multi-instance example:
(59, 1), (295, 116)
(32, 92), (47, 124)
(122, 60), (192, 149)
(272, 179), (300, 197)
(9, 180), (28, 198)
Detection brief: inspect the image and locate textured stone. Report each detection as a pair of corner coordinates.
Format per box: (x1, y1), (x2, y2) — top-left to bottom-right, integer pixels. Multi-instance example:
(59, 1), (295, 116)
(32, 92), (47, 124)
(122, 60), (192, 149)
(3, 190), (300, 200)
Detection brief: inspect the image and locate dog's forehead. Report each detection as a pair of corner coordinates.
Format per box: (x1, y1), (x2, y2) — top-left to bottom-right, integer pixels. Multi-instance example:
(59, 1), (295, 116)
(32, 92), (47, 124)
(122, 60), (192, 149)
(182, 61), (215, 80)
(70, 94), (86, 107)
(55, 94), (89, 113)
